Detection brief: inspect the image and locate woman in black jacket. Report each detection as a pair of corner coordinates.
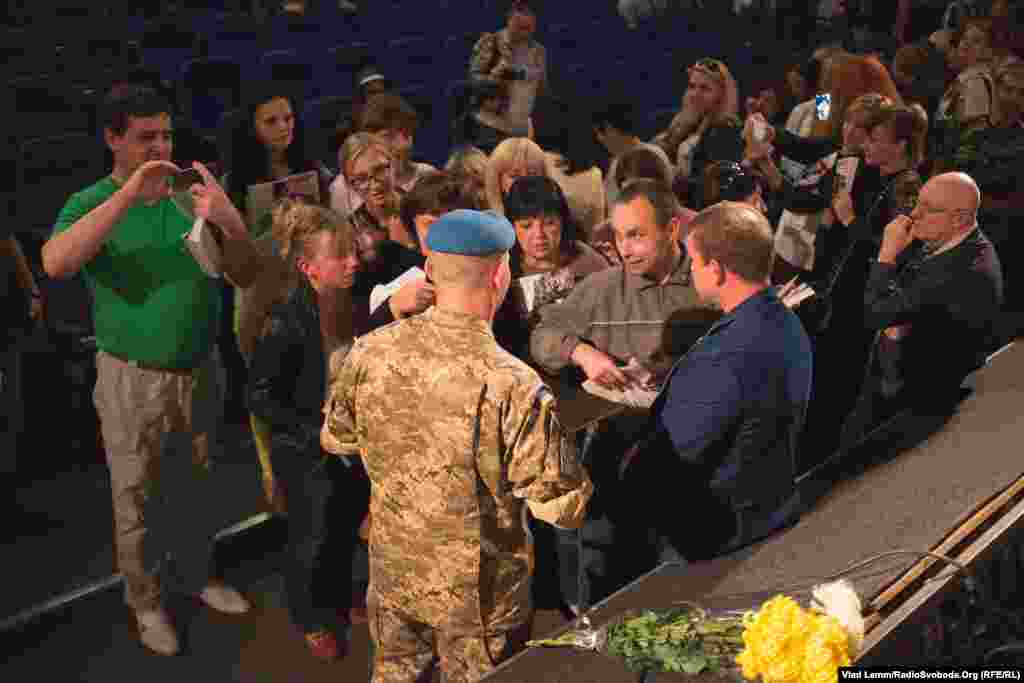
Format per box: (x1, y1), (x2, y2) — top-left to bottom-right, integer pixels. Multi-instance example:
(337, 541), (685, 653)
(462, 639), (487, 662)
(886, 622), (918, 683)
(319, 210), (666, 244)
(246, 200), (365, 660)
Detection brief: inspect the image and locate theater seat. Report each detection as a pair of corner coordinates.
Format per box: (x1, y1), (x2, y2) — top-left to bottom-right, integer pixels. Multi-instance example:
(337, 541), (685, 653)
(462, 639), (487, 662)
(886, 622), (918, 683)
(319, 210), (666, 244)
(0, 29), (63, 82)
(16, 134), (106, 238)
(382, 36), (435, 89)
(179, 56), (243, 136)
(302, 95), (355, 171)
(323, 42), (373, 94)
(9, 79), (99, 144)
(258, 49), (315, 101)
(140, 20), (207, 79)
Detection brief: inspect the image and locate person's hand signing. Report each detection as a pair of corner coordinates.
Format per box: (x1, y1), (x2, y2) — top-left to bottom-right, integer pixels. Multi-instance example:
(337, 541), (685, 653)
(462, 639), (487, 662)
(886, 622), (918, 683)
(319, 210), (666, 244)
(120, 160), (181, 205)
(389, 276), (435, 319)
(571, 342), (628, 389)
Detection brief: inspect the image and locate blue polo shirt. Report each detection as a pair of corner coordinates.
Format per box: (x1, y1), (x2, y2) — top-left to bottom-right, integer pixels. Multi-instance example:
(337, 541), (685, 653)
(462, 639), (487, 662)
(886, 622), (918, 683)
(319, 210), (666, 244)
(647, 287), (813, 556)
(656, 288), (813, 467)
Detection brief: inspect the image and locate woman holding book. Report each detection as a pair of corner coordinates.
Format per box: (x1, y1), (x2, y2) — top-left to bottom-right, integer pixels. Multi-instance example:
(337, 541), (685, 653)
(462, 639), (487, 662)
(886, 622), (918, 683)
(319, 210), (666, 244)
(745, 85), (899, 283)
(222, 85), (335, 525)
(334, 132), (407, 267)
(493, 176), (607, 360)
(247, 201), (366, 660)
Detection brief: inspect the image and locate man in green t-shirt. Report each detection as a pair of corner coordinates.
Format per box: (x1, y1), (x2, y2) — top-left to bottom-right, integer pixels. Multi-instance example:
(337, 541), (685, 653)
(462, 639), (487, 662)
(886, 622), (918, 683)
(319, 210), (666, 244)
(42, 87), (260, 657)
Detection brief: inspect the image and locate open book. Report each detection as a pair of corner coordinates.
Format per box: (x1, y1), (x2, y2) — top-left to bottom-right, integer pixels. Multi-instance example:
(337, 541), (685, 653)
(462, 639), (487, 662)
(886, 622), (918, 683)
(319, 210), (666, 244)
(776, 277), (816, 310)
(512, 268), (575, 315)
(369, 266), (427, 315)
(581, 357), (660, 409)
(245, 170), (321, 231)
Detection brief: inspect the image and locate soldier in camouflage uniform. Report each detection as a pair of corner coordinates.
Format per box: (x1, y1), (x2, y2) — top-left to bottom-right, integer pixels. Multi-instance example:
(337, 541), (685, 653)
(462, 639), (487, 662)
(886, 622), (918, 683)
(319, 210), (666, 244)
(322, 209), (593, 682)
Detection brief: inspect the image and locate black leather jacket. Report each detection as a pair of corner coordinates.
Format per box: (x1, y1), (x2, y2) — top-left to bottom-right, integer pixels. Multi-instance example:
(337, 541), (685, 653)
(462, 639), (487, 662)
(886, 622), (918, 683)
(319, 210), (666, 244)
(247, 279), (330, 457)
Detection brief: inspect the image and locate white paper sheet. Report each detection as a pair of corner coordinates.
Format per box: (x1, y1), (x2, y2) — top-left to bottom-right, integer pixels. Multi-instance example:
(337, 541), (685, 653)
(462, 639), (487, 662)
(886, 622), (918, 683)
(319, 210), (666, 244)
(581, 358), (659, 409)
(369, 266), (427, 315)
(183, 217), (223, 278)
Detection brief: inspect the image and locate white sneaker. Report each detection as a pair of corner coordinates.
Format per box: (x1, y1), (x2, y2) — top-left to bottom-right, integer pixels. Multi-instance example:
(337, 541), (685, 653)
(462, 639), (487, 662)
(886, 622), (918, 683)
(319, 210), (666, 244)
(197, 582), (251, 615)
(136, 608), (180, 656)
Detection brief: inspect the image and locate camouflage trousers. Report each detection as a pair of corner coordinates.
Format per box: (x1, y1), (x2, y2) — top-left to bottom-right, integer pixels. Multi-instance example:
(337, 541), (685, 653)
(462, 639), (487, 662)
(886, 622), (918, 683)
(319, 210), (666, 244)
(368, 594), (531, 683)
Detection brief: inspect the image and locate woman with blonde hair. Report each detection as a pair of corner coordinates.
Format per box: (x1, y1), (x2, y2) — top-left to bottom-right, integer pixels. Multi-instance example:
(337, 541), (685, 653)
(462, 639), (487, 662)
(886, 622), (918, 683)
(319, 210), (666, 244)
(651, 56), (744, 199)
(445, 144), (489, 205)
(484, 136), (548, 214)
(247, 199), (367, 661)
(330, 132), (405, 265)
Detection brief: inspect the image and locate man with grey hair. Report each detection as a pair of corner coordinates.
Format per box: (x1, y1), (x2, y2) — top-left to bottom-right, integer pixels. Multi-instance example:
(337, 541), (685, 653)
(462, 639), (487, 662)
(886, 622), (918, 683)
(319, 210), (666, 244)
(840, 171), (1003, 448)
(621, 201), (813, 562)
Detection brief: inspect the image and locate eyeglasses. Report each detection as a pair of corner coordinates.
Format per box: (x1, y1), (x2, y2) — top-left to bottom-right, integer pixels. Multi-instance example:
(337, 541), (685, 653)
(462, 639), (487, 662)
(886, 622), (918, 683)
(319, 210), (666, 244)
(692, 58), (726, 77)
(348, 162), (392, 194)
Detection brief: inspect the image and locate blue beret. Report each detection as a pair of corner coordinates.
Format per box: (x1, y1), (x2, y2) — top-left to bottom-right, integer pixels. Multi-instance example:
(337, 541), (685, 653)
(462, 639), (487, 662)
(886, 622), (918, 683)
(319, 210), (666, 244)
(425, 209), (516, 256)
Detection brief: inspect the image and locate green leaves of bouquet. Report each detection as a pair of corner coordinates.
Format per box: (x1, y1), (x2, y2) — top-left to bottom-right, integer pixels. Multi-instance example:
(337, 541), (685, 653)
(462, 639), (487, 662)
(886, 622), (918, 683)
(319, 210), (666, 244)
(604, 606), (745, 674)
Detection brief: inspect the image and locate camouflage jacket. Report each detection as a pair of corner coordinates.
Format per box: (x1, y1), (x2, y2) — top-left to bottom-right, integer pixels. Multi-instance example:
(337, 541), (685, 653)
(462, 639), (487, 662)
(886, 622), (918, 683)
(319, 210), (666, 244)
(322, 306), (592, 633)
(469, 29), (548, 93)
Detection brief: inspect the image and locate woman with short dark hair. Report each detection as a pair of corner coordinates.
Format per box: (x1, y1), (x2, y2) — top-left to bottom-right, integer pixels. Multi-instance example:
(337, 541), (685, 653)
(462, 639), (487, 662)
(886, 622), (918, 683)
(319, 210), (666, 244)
(494, 176), (608, 359)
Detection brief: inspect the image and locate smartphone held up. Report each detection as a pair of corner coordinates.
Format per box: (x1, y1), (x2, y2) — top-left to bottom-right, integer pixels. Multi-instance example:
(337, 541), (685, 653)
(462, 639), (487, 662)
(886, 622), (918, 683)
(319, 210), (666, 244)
(815, 93), (831, 121)
(168, 168), (203, 194)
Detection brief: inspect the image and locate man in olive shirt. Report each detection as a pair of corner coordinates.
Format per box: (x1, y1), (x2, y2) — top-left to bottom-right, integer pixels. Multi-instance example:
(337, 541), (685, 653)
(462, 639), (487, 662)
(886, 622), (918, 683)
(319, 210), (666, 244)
(529, 179), (718, 609)
(531, 179), (717, 386)
(42, 87), (259, 657)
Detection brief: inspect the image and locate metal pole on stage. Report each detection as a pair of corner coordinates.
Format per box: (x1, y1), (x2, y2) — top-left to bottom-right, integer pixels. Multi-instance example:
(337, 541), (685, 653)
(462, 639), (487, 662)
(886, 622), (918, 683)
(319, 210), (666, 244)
(575, 422), (600, 627)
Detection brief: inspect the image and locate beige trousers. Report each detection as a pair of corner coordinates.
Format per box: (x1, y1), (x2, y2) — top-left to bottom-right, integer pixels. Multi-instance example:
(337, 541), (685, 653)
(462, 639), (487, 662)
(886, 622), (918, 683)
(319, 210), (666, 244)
(93, 350), (225, 611)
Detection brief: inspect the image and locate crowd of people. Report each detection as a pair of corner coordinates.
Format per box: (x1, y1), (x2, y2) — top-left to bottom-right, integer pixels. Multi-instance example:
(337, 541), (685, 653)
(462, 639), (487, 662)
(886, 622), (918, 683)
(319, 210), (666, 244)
(3, 0), (1021, 680)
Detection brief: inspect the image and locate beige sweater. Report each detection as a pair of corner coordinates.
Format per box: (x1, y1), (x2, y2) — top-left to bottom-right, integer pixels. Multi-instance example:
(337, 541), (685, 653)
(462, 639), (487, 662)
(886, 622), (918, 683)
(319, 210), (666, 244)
(530, 252), (719, 379)
(546, 153), (606, 242)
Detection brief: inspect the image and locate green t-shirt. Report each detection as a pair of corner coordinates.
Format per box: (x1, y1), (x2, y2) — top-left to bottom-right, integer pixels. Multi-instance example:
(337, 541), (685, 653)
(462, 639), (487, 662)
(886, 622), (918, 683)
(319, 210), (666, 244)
(53, 177), (222, 369)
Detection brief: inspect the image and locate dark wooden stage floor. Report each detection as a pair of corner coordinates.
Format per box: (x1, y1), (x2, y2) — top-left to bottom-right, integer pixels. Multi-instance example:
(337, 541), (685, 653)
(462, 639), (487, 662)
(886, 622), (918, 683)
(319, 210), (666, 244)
(3, 342), (1024, 681)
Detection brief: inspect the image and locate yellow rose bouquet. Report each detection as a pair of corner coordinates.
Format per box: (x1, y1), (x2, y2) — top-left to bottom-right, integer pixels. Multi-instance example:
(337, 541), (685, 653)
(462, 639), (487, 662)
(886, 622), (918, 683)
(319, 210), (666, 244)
(527, 580), (865, 680)
(737, 580), (865, 683)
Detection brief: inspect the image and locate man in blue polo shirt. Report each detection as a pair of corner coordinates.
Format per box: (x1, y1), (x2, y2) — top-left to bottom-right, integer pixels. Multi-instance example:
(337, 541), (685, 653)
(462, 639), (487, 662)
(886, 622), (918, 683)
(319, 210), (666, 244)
(622, 201), (813, 563)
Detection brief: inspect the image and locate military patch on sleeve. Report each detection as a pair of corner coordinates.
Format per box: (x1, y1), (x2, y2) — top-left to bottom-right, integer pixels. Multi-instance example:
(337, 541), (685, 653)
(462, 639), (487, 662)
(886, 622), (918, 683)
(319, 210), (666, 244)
(523, 383), (553, 436)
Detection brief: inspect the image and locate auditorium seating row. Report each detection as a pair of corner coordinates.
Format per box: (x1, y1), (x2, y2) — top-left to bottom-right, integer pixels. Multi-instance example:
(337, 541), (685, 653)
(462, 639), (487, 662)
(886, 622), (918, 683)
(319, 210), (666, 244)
(3, 3), (790, 241)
